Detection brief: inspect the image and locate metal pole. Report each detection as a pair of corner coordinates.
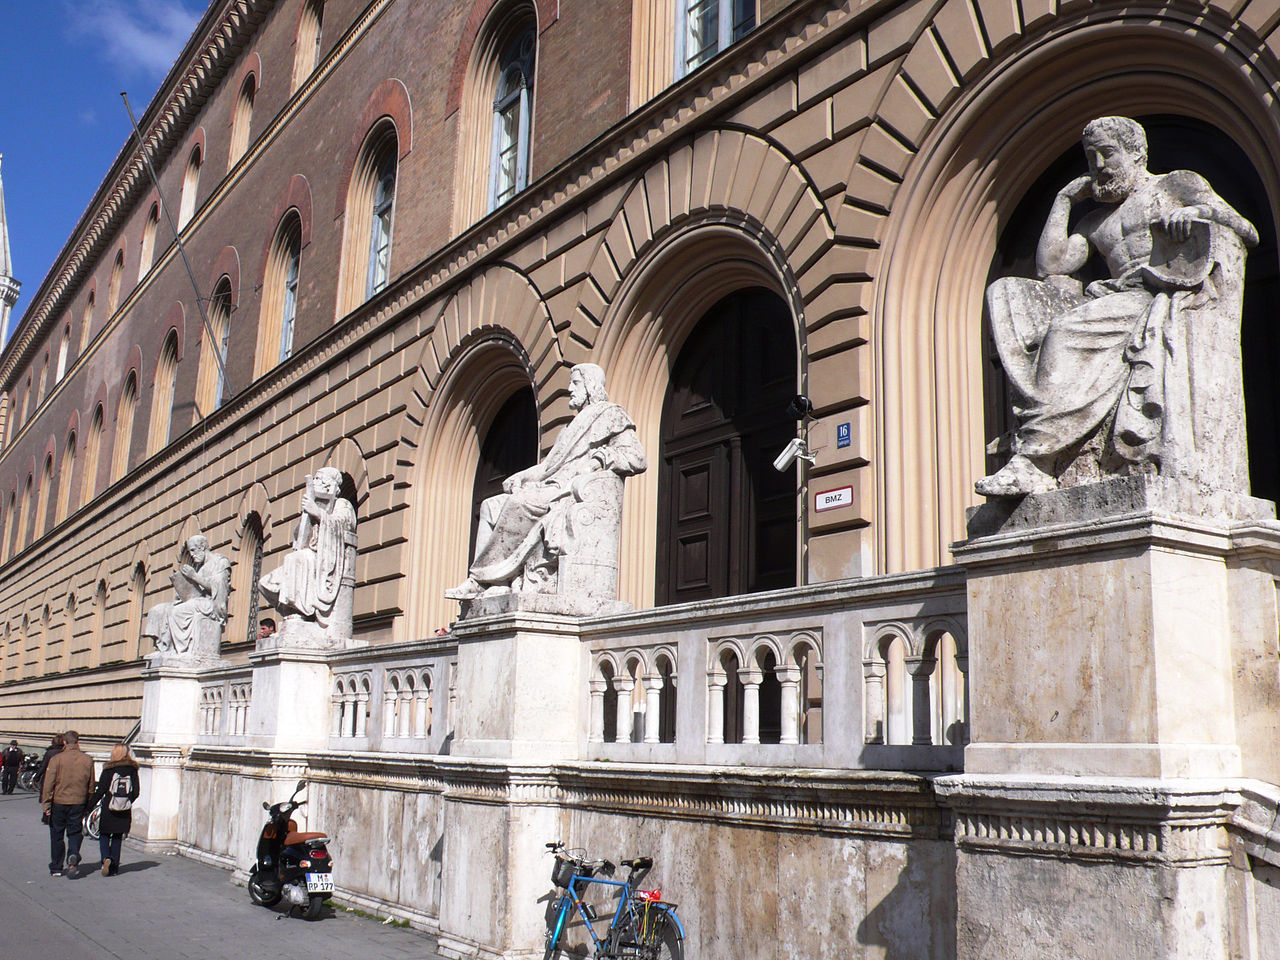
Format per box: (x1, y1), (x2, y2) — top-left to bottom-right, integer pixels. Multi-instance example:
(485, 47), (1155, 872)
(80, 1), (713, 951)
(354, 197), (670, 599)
(120, 92), (229, 416)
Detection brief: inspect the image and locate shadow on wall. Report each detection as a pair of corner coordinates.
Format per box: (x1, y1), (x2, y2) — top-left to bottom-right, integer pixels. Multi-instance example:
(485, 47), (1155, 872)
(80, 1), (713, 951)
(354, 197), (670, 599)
(856, 836), (958, 960)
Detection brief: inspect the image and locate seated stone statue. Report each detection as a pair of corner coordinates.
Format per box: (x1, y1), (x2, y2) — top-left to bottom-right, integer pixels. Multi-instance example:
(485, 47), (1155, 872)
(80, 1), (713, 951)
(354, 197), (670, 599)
(259, 466), (358, 646)
(446, 363), (647, 605)
(142, 534), (230, 662)
(977, 116), (1258, 498)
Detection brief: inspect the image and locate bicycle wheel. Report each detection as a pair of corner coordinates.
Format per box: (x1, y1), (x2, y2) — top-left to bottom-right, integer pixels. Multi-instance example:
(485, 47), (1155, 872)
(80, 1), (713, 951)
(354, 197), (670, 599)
(639, 909), (684, 960)
(543, 898), (569, 960)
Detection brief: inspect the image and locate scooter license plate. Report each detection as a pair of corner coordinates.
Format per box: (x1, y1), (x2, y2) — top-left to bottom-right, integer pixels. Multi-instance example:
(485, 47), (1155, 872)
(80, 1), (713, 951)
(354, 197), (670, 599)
(306, 872), (333, 893)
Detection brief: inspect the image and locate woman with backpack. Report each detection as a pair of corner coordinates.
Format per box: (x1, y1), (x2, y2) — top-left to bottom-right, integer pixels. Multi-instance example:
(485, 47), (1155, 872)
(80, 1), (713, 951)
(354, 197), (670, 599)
(89, 744), (140, 876)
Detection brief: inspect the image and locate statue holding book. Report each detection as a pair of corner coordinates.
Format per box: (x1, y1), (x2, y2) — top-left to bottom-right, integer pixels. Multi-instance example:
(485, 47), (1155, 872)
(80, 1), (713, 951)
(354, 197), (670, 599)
(142, 534), (231, 662)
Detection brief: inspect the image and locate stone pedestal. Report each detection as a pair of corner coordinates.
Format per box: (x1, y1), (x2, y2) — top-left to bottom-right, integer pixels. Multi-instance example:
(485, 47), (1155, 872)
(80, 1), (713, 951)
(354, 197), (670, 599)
(133, 661), (202, 849)
(949, 476), (1279, 959)
(449, 611), (585, 762)
(954, 476), (1272, 779)
(246, 646), (332, 752)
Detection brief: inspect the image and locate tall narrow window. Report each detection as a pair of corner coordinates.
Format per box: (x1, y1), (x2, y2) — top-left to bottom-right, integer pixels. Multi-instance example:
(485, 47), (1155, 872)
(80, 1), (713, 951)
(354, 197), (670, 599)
(79, 292), (95, 352)
(147, 331), (179, 456)
(129, 564), (147, 660)
(89, 580), (107, 669)
(256, 213), (303, 376)
(1, 493), (13, 563)
(338, 124), (398, 315)
(35, 455), (52, 538)
(196, 278), (233, 414)
(676, 0), (754, 76)
(36, 354), (48, 403)
(56, 431), (76, 524)
(18, 378), (29, 426)
(83, 405), (104, 503)
(61, 595), (75, 674)
(292, 0), (324, 91)
(490, 28), (535, 211)
(16, 475), (31, 551)
(38, 606), (51, 675)
(232, 514), (265, 645)
(230, 74), (256, 164)
(138, 203), (160, 280)
(107, 250), (125, 314)
(55, 325), (70, 383)
(110, 372), (138, 482)
(179, 145), (202, 229)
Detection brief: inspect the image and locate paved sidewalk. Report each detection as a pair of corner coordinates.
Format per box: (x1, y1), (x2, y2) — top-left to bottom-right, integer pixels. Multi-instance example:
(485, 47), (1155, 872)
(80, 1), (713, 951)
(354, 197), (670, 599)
(0, 790), (443, 960)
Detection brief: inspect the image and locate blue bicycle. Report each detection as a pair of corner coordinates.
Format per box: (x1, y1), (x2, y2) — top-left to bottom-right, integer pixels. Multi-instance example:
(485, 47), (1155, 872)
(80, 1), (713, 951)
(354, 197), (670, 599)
(543, 841), (686, 960)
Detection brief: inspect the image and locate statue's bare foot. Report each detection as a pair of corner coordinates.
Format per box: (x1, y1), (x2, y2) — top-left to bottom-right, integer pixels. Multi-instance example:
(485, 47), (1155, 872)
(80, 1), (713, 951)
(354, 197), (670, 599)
(444, 577), (484, 600)
(975, 454), (1057, 498)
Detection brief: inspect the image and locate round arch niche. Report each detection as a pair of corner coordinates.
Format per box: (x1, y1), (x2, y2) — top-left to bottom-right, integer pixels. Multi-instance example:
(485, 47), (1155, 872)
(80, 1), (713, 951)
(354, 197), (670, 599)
(595, 219), (804, 608)
(875, 22), (1280, 573)
(404, 334), (538, 638)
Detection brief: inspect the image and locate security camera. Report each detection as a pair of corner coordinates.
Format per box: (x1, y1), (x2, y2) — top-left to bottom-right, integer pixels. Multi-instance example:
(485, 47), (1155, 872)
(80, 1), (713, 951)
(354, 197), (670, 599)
(773, 437), (814, 472)
(786, 395), (814, 420)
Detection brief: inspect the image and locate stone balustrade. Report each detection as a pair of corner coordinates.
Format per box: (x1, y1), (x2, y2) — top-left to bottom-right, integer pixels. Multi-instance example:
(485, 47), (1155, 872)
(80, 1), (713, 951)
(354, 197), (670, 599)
(197, 669), (253, 742)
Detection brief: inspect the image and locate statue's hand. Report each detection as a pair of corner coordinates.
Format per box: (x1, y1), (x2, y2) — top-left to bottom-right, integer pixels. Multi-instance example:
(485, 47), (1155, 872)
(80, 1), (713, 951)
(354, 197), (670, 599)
(1060, 175), (1094, 203)
(1162, 206), (1202, 243)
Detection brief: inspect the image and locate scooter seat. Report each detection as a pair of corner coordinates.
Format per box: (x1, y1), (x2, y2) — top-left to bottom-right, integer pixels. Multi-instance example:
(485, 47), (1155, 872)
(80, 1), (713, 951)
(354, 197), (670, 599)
(285, 831), (328, 845)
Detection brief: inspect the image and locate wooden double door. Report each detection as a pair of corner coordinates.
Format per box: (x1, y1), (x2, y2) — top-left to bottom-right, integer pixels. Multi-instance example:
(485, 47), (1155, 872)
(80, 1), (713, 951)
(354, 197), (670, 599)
(657, 288), (797, 605)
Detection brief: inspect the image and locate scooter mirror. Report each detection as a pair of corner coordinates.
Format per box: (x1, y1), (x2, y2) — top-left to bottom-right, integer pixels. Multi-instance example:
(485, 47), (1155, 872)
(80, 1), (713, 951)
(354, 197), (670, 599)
(262, 800), (270, 810)
(296, 779), (307, 792)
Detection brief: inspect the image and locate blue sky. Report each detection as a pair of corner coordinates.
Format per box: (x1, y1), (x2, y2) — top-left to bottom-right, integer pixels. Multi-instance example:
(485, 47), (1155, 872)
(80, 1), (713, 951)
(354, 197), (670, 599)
(0, 1), (205, 332)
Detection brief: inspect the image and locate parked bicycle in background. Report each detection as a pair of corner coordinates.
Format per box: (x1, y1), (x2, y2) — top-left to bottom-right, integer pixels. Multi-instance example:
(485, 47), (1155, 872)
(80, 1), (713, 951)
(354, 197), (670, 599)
(543, 840), (685, 959)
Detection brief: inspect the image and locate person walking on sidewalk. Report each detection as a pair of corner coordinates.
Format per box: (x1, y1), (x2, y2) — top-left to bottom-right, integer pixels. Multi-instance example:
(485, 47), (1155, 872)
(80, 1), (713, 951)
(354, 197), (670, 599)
(40, 730), (94, 877)
(35, 734), (63, 792)
(1, 740), (21, 794)
(89, 743), (139, 876)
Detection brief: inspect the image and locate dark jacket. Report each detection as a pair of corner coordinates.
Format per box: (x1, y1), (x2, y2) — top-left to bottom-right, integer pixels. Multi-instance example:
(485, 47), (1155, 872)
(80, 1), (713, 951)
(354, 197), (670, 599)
(1, 746), (20, 769)
(90, 761), (140, 836)
(35, 744), (61, 784)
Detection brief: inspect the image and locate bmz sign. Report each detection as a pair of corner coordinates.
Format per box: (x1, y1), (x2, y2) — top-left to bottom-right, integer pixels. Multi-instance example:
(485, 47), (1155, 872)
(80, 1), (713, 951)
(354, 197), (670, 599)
(814, 486), (853, 512)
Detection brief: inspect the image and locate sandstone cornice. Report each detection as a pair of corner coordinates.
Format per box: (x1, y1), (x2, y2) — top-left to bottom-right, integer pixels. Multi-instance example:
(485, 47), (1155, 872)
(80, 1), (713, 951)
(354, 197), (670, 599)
(0, 0), (272, 388)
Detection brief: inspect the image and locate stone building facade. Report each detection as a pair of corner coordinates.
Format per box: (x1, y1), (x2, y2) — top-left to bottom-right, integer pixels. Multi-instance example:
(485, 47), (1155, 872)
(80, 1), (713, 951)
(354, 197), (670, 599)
(3, 0), (1280, 956)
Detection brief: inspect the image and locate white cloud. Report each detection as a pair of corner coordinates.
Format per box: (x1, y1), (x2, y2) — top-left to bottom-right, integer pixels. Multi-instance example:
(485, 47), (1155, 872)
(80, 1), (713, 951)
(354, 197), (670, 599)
(65, 0), (203, 78)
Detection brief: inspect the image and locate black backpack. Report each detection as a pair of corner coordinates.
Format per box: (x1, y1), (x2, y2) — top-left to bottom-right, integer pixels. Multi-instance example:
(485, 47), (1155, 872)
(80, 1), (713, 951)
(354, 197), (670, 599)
(107, 771), (133, 812)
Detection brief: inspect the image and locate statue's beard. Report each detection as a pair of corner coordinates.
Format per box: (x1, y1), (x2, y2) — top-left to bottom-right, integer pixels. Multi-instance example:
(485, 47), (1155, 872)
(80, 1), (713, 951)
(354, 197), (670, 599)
(1091, 171), (1134, 203)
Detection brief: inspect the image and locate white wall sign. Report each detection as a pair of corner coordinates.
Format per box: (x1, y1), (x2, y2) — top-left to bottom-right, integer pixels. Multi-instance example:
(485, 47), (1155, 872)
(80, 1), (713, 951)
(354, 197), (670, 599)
(814, 486), (854, 512)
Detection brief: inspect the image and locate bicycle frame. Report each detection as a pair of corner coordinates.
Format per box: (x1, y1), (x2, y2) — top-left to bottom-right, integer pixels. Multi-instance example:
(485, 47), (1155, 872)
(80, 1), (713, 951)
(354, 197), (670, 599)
(547, 870), (685, 957)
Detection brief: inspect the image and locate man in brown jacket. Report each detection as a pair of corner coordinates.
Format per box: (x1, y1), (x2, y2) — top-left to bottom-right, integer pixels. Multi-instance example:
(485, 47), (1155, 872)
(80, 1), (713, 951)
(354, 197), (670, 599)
(41, 730), (94, 877)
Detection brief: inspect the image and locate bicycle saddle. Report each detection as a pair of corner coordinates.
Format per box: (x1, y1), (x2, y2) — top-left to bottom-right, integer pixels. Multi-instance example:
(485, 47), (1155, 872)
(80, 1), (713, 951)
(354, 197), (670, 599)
(622, 857), (653, 871)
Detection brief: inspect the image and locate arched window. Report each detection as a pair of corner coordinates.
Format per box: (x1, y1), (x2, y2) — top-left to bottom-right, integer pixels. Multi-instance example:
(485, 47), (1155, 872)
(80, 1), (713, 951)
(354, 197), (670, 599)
(18, 377), (29, 425)
(129, 563), (147, 660)
(62, 595), (75, 673)
(456, 5), (537, 228)
(676, 0), (755, 76)
(79, 291), (95, 352)
(292, 0), (324, 91)
(490, 26), (535, 210)
(35, 455), (52, 538)
(55, 325), (70, 383)
(111, 372), (139, 482)
(1, 492), (12, 564)
(147, 330), (179, 456)
(36, 353), (48, 404)
(179, 145), (201, 229)
(15, 474), (31, 551)
(338, 123), (398, 315)
(107, 249), (125, 314)
(230, 74), (256, 164)
(89, 580), (107, 669)
(232, 513), (264, 646)
(469, 387), (538, 559)
(196, 278), (233, 414)
(83, 404), (104, 503)
(139, 203), (160, 280)
(256, 213), (303, 376)
(38, 605), (51, 676)
(56, 431), (76, 524)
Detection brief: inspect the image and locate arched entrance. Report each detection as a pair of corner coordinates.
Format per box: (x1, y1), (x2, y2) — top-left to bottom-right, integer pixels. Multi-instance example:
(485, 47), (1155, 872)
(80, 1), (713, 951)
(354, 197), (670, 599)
(468, 385), (539, 558)
(984, 114), (1279, 500)
(657, 287), (797, 605)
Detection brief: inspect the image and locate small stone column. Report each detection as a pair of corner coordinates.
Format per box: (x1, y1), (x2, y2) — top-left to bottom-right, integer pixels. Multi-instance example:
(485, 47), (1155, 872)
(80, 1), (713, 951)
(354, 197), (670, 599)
(707, 673), (726, 744)
(863, 662), (886, 744)
(414, 688), (431, 738)
(354, 689), (369, 738)
(588, 679), (608, 743)
(777, 665), (802, 745)
(741, 667), (762, 745)
(382, 688), (398, 737)
(613, 675), (635, 744)
(642, 675), (664, 744)
(907, 656), (936, 746)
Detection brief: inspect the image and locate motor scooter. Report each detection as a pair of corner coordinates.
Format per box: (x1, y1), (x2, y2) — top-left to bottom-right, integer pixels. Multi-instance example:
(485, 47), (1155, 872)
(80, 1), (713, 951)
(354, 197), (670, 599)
(247, 780), (334, 920)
